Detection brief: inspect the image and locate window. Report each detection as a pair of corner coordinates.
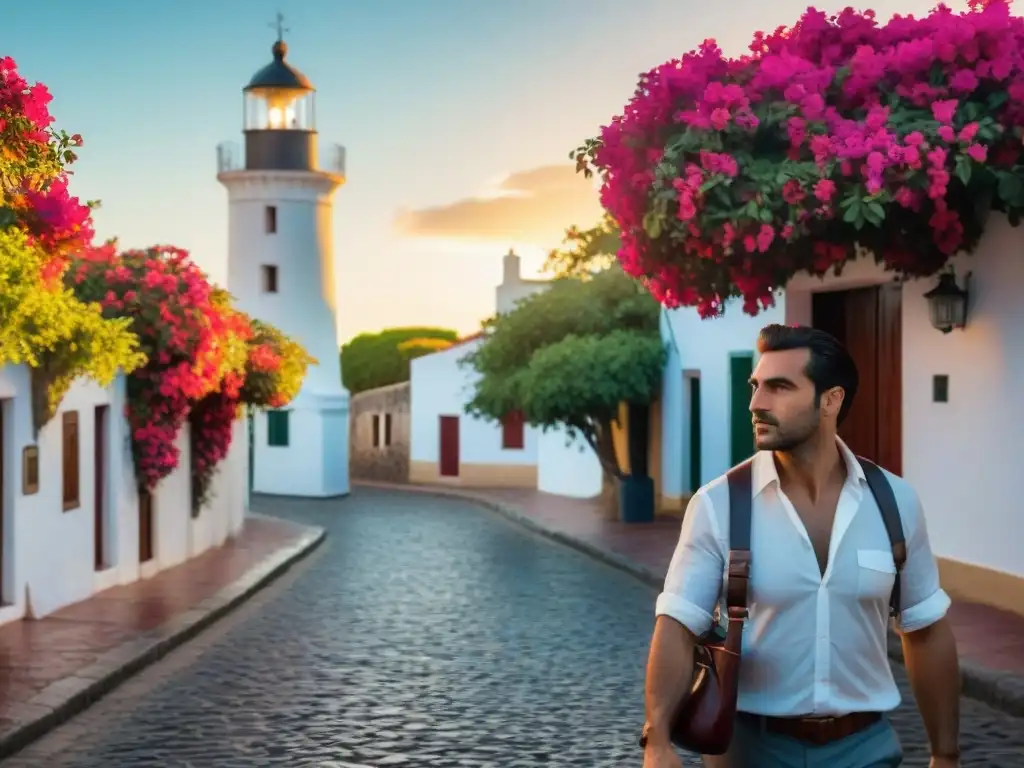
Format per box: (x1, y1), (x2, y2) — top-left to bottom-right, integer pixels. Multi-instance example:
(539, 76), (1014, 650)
(264, 205), (277, 234)
(384, 413), (393, 447)
(267, 409), (290, 447)
(372, 414), (381, 447)
(501, 409), (525, 450)
(262, 264), (278, 294)
(62, 411), (80, 510)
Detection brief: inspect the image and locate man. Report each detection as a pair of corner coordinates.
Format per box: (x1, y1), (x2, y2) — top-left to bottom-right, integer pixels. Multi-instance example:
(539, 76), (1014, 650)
(642, 324), (960, 768)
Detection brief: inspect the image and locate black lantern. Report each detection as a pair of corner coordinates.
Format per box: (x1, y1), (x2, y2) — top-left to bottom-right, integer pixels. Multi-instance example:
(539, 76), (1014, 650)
(923, 271), (970, 333)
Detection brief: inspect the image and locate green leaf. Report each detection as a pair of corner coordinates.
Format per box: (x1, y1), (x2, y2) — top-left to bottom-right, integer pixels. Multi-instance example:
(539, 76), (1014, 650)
(842, 201), (862, 224)
(997, 172), (1024, 206)
(643, 211), (663, 240)
(865, 201), (886, 225)
(988, 92), (1009, 111)
(955, 155), (972, 186)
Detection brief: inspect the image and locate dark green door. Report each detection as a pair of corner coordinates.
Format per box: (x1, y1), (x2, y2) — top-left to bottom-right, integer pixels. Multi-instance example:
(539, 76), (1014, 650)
(688, 375), (701, 492)
(730, 353), (755, 465)
(247, 407), (255, 494)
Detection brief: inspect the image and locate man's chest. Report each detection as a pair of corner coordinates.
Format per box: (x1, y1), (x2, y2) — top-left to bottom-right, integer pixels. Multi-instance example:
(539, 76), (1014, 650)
(733, 493), (898, 609)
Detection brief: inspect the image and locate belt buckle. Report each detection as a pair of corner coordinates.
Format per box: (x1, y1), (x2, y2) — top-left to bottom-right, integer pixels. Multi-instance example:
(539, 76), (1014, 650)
(806, 716), (836, 746)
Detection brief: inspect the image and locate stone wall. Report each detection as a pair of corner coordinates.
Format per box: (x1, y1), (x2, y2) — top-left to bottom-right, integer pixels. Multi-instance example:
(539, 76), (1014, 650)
(349, 381), (410, 482)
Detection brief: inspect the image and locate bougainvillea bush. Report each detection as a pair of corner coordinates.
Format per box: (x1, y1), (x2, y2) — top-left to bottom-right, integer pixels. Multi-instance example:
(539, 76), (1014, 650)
(1, 56), (143, 429)
(575, 0), (1024, 316)
(68, 245), (244, 491)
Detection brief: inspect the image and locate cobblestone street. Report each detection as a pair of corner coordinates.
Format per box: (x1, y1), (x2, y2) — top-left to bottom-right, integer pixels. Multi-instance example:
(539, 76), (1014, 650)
(6, 488), (1024, 767)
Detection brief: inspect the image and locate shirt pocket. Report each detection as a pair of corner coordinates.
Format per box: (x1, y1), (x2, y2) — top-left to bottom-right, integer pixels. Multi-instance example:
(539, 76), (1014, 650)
(856, 548), (896, 600)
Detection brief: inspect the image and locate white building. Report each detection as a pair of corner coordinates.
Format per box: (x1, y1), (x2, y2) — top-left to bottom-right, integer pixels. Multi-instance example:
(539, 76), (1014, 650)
(658, 301), (784, 514)
(0, 366), (246, 626)
(659, 215), (1024, 616)
(217, 34), (349, 498)
(408, 248), (603, 497)
(409, 334), (539, 487)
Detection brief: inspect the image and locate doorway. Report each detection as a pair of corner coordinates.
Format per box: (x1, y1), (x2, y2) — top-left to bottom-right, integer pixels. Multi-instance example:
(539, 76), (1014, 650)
(439, 415), (460, 477)
(812, 283), (902, 474)
(94, 405), (108, 570)
(686, 374), (702, 492)
(139, 489), (154, 563)
(729, 353), (755, 466)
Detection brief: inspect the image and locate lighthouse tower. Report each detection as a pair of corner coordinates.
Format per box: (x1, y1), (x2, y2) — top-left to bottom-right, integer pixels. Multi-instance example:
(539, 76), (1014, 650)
(218, 23), (350, 498)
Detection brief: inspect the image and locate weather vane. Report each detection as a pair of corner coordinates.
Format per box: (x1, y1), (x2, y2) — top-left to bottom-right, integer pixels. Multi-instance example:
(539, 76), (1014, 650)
(269, 12), (289, 42)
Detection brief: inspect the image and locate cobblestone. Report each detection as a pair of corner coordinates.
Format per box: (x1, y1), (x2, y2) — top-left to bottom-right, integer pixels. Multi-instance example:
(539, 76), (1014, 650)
(5, 488), (1024, 767)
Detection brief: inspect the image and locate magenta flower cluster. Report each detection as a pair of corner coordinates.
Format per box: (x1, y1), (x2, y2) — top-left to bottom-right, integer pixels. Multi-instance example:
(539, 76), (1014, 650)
(586, 0), (1024, 317)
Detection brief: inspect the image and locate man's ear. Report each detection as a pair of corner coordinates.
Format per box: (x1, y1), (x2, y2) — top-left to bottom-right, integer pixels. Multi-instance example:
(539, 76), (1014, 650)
(821, 385), (845, 420)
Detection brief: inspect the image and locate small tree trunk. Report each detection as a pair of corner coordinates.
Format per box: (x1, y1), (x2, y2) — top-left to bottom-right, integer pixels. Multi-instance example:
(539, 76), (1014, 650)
(598, 470), (620, 520)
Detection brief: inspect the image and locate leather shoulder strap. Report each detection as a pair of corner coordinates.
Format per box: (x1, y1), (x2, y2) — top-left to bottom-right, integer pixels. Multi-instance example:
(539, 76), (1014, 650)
(724, 459), (754, 614)
(857, 456), (906, 618)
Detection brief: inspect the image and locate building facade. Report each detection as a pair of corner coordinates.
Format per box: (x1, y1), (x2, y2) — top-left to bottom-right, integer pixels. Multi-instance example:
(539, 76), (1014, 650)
(217, 35), (350, 498)
(0, 367), (246, 626)
(349, 382), (410, 483)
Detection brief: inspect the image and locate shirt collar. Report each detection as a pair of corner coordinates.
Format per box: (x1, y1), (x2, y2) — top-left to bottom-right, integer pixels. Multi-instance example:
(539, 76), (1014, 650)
(751, 436), (867, 498)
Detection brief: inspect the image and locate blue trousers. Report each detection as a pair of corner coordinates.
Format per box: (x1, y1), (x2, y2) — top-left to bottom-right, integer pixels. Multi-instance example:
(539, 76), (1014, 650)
(705, 713), (903, 768)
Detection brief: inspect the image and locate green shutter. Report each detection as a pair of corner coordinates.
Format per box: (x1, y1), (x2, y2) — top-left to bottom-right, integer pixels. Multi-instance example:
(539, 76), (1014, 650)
(729, 353), (755, 465)
(267, 409), (290, 447)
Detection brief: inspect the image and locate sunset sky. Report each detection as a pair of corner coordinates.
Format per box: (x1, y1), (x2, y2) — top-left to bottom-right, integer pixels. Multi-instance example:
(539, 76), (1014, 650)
(5, 0), (965, 342)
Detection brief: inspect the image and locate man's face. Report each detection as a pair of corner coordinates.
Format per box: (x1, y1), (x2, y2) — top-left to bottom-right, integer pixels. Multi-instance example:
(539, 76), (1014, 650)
(748, 348), (834, 451)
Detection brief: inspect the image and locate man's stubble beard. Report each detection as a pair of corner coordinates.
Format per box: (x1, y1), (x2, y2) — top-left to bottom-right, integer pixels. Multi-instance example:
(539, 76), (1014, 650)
(753, 409), (821, 453)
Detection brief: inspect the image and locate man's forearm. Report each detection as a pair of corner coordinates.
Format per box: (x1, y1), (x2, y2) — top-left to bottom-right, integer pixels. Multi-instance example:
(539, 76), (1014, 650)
(644, 615), (696, 747)
(900, 617), (960, 756)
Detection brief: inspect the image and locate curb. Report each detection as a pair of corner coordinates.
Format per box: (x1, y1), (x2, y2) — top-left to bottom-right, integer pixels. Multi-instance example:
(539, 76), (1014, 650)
(0, 520), (327, 760)
(355, 481), (1024, 720)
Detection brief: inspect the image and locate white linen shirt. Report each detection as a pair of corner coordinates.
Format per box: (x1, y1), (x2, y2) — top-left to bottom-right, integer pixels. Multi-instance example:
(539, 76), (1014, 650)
(655, 438), (950, 717)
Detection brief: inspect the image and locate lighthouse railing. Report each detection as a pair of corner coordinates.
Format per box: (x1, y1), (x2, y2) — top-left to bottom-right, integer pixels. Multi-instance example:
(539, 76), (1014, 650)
(216, 141), (243, 173)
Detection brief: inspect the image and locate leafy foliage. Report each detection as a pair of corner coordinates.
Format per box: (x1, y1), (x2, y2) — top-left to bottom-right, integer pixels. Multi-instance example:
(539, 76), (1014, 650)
(463, 267), (665, 478)
(341, 326), (458, 393)
(543, 213), (621, 278)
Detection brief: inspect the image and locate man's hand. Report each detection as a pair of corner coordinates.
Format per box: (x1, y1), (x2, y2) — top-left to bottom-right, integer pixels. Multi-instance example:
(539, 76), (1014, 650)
(642, 742), (682, 768)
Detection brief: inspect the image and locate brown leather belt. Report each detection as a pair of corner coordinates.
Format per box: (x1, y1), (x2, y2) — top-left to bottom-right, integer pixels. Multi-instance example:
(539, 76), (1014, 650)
(742, 711), (881, 746)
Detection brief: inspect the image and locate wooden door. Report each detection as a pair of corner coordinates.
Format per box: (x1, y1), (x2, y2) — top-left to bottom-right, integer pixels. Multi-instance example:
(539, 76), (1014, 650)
(439, 416), (460, 477)
(812, 284), (902, 474)
(94, 405), (108, 570)
(139, 489), (154, 563)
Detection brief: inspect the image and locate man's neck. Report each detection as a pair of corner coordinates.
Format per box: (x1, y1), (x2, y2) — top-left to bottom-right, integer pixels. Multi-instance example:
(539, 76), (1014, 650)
(774, 433), (845, 503)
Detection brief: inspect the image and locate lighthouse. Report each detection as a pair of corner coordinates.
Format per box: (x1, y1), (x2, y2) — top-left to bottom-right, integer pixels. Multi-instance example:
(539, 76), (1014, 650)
(218, 20), (350, 498)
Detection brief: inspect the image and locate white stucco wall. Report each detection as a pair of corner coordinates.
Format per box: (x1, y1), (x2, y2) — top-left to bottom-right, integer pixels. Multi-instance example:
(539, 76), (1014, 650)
(409, 338), (539, 466)
(536, 425), (602, 498)
(783, 214), (1024, 580)
(659, 300), (785, 499)
(0, 366), (249, 626)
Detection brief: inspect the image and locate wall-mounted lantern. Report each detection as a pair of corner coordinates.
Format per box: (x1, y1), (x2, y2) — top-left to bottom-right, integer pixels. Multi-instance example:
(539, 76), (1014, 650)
(923, 270), (970, 334)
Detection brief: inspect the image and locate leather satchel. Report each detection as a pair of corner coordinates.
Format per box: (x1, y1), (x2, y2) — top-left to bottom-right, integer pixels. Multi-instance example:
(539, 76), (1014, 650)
(667, 459), (753, 756)
(665, 454), (906, 756)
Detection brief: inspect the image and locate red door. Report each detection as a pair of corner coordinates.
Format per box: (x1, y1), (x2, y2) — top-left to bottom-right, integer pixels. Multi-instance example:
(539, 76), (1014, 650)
(812, 284), (902, 474)
(439, 415), (460, 477)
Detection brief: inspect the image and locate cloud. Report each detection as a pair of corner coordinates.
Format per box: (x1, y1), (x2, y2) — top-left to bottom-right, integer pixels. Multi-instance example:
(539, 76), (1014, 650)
(393, 164), (603, 247)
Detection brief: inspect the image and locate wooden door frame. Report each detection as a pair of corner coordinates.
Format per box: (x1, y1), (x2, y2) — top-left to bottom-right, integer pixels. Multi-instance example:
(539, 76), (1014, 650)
(684, 371), (701, 493)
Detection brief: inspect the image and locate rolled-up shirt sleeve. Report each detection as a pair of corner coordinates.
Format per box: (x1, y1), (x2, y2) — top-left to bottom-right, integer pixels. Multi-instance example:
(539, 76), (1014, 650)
(895, 486), (951, 633)
(654, 490), (724, 637)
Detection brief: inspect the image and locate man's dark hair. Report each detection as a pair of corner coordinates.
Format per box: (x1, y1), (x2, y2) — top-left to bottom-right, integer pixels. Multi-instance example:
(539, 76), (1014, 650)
(756, 324), (859, 424)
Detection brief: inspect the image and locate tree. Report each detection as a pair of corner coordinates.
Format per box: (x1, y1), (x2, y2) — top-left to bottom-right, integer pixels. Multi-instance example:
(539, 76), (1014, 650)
(462, 267), (665, 490)
(542, 212), (621, 278)
(341, 326), (458, 394)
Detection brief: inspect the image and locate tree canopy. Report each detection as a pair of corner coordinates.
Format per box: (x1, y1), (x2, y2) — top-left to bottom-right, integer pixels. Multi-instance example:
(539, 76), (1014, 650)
(542, 213), (621, 279)
(341, 326), (458, 393)
(462, 266), (664, 479)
